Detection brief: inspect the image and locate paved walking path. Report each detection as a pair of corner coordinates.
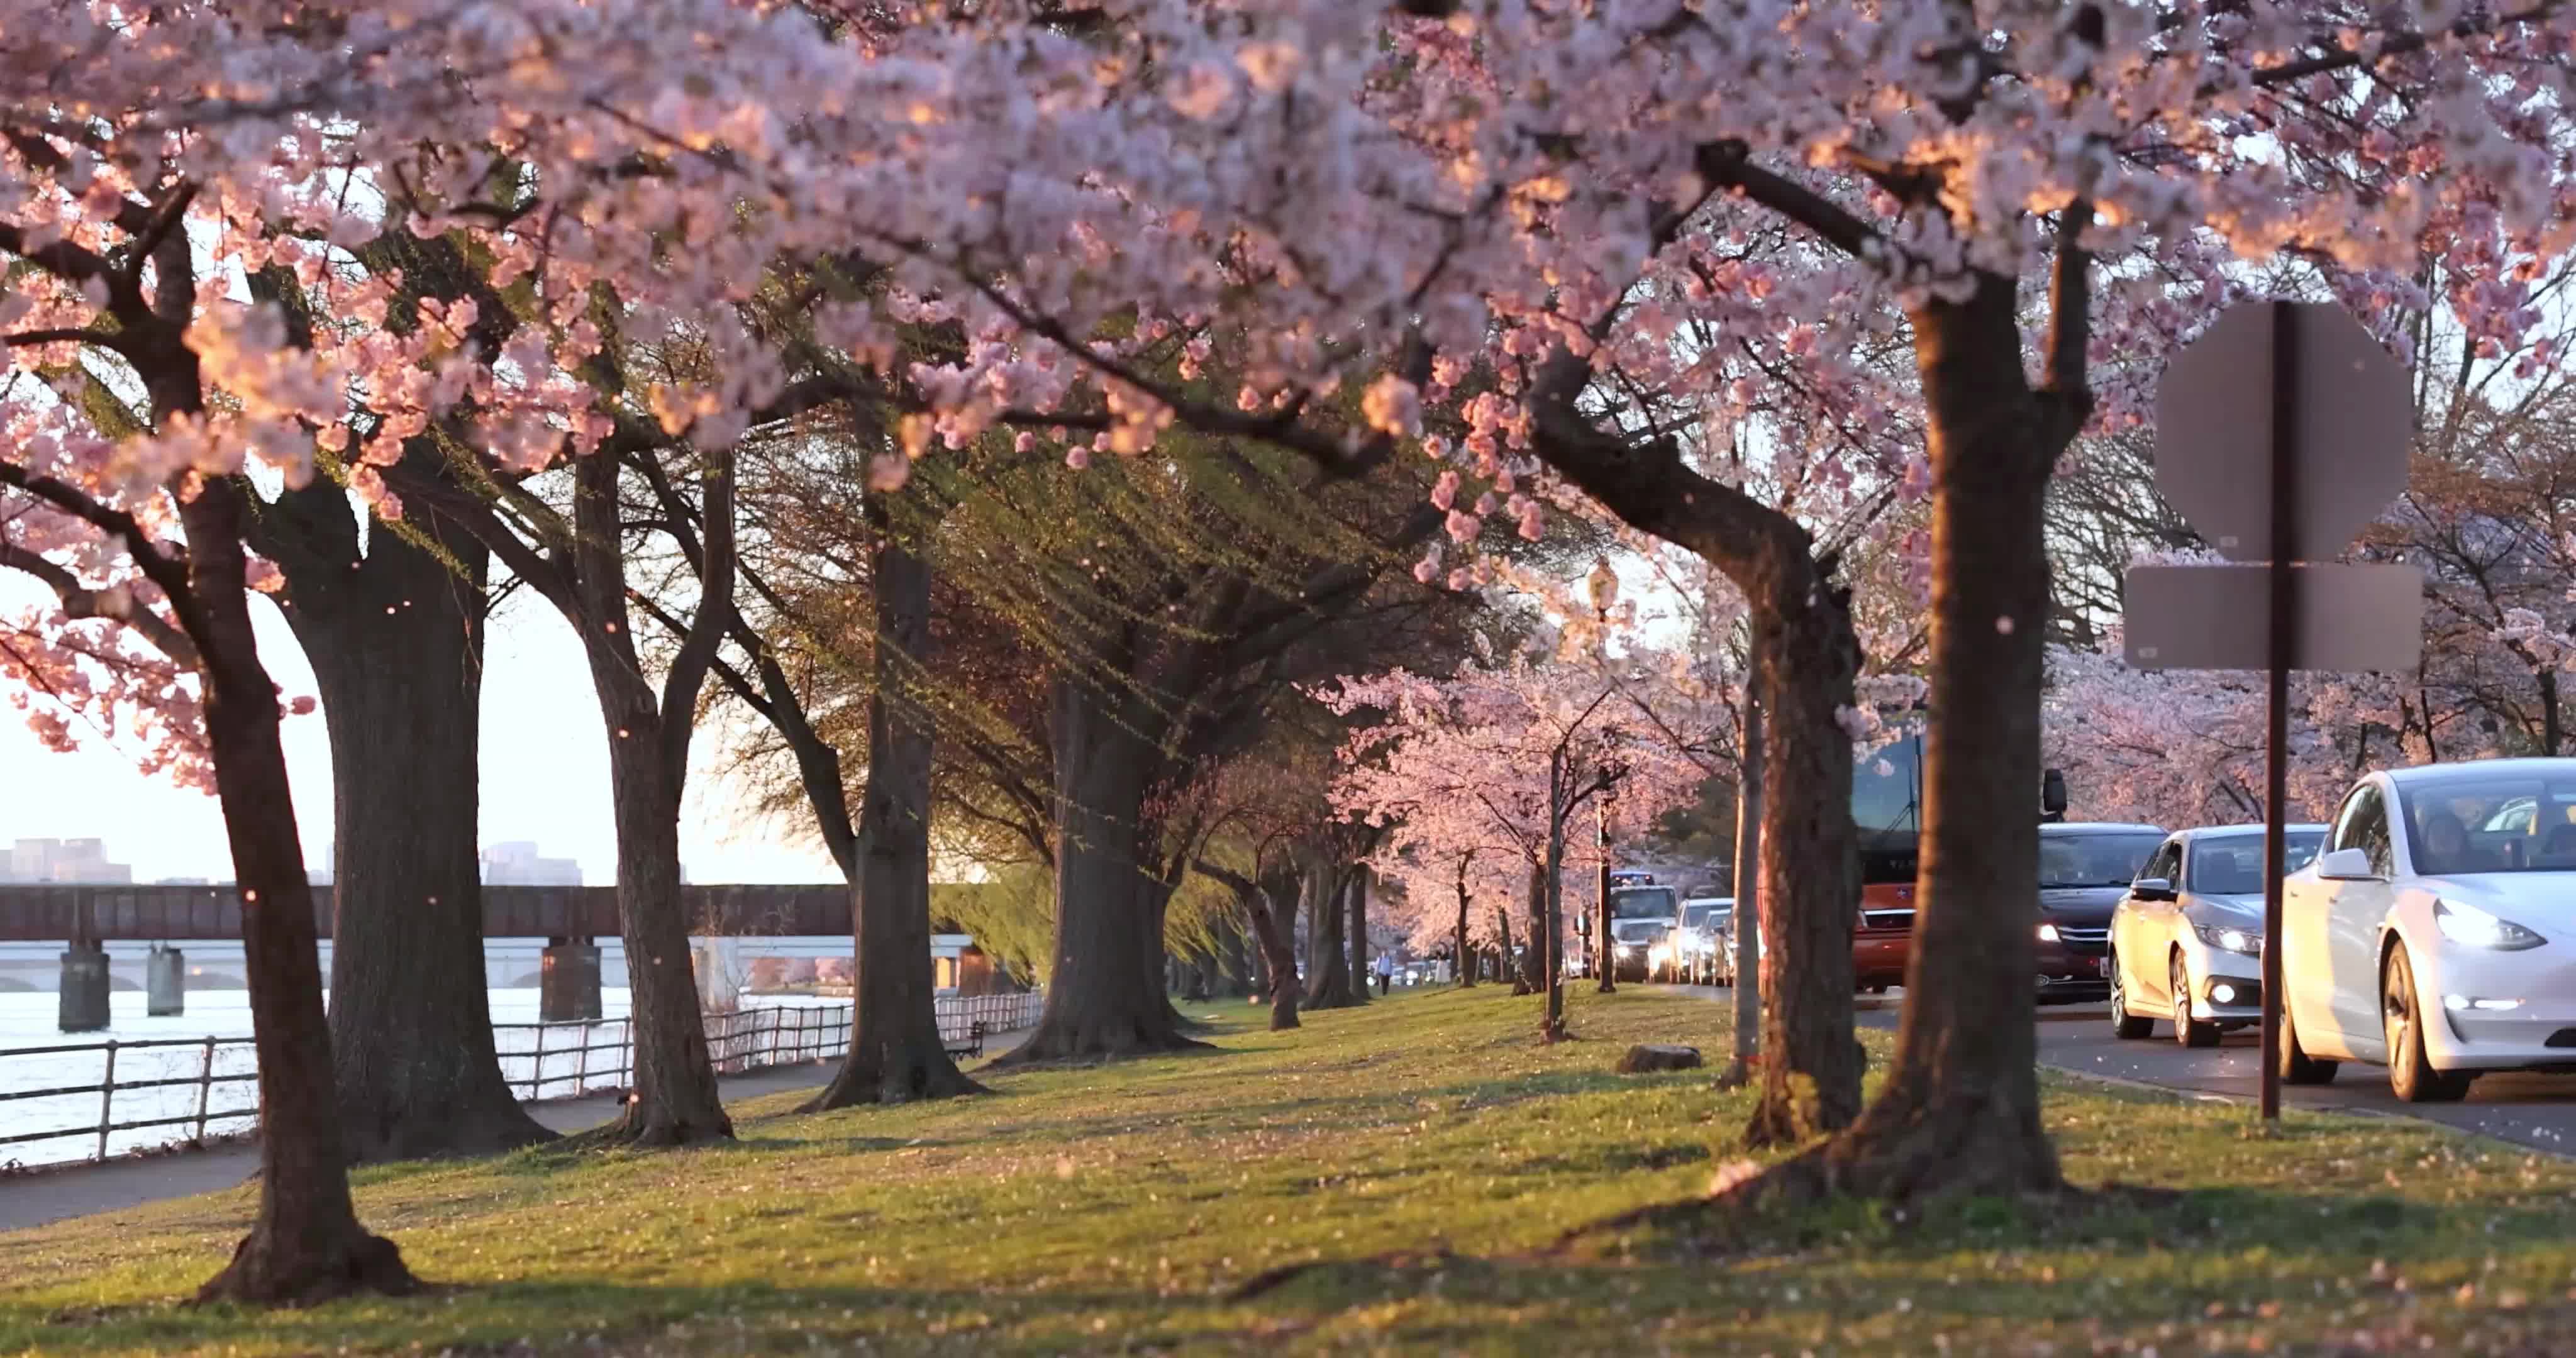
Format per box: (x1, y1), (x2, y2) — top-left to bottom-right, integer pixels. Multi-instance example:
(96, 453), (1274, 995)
(1, 1027), (1029, 1234)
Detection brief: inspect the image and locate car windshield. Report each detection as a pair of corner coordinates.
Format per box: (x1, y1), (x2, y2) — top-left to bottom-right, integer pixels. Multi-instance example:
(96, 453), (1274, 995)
(1609, 886), (1679, 919)
(2038, 832), (2164, 888)
(1611, 920), (1667, 944)
(2397, 776), (2576, 874)
(1680, 903), (1712, 930)
(2188, 832), (2324, 895)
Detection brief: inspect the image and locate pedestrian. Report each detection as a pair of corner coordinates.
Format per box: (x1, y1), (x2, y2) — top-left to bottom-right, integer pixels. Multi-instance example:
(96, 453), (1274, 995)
(1373, 951), (1393, 996)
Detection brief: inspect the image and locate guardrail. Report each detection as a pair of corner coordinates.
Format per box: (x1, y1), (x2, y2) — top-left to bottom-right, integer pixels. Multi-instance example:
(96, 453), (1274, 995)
(0, 990), (1045, 1171)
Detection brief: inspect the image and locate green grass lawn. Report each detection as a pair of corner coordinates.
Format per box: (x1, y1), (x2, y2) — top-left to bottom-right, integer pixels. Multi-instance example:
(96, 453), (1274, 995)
(8, 985), (2576, 1355)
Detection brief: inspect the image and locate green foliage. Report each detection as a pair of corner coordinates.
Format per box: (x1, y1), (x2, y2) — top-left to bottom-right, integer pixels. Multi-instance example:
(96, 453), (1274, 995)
(930, 871), (1053, 985)
(12, 990), (2576, 1355)
(1645, 773), (1740, 866)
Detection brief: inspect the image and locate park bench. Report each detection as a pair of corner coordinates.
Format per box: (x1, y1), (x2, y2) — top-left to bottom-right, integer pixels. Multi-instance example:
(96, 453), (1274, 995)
(940, 1020), (987, 1060)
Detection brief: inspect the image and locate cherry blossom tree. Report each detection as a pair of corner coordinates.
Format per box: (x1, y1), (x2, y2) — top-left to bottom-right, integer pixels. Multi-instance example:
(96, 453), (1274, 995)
(3, 0), (2560, 1216)
(1324, 643), (1704, 1037)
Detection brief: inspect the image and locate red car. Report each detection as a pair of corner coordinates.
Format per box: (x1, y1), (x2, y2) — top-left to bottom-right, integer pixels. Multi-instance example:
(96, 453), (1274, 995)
(1853, 847), (1916, 993)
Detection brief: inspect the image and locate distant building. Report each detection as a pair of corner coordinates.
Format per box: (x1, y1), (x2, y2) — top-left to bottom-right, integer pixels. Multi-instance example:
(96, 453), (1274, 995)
(154, 877), (214, 886)
(309, 841), (333, 886)
(480, 841), (583, 886)
(6, 837), (133, 884)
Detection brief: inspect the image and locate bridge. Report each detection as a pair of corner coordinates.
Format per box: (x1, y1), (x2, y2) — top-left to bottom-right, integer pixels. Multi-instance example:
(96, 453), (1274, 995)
(1, 883), (902, 1032)
(0, 883), (854, 942)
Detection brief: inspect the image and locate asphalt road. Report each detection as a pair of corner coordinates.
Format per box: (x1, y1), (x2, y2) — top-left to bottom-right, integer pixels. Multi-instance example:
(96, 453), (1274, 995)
(1673, 984), (2576, 1156)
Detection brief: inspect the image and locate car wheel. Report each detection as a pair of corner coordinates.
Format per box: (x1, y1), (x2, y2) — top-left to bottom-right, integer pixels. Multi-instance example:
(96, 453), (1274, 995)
(2279, 990), (2338, 1086)
(2172, 952), (2219, 1048)
(2109, 951), (2155, 1040)
(2384, 945), (2472, 1103)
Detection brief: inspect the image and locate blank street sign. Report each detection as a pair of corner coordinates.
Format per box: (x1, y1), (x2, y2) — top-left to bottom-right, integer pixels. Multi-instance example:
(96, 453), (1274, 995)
(2123, 563), (2425, 672)
(2155, 304), (2412, 563)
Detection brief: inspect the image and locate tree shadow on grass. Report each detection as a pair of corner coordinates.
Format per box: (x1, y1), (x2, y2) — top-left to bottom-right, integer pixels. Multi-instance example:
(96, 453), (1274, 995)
(1554, 1174), (2467, 1267)
(18, 1183), (2559, 1356)
(19, 1278), (1187, 1356)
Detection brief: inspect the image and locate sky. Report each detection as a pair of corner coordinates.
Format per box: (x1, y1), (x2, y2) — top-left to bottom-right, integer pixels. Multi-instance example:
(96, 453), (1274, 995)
(2, 507), (1704, 888)
(0, 586), (845, 886)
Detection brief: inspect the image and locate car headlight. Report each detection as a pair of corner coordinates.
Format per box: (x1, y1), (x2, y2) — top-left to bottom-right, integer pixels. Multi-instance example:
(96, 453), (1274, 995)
(2434, 898), (2548, 951)
(2036, 922), (2061, 943)
(2192, 922), (2263, 956)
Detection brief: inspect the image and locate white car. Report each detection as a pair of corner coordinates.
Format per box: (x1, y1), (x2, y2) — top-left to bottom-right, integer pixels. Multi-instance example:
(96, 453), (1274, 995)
(2109, 824), (2326, 1046)
(1674, 897), (1733, 983)
(2280, 759), (2576, 1101)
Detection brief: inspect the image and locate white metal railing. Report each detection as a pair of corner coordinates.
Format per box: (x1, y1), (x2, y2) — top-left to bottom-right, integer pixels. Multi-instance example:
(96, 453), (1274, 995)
(0, 990), (1043, 1170)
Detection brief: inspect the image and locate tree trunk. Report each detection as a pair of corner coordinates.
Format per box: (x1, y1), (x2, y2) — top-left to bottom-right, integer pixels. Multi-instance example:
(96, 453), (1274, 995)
(1541, 820), (1567, 1041)
(179, 480), (413, 1305)
(1248, 869), (1301, 1029)
(1001, 677), (1199, 1061)
(1723, 670), (1766, 1087)
(807, 493), (979, 1108)
(1594, 822), (1616, 994)
(2542, 668), (2562, 756)
(1741, 583), (1864, 1146)
(268, 493), (552, 1162)
(592, 729), (733, 1144)
(1346, 863), (1371, 1004)
(1302, 852), (1358, 1009)
(1801, 277), (2067, 1200)
(1516, 861), (1543, 995)
(574, 449), (731, 1148)
(1453, 859), (1475, 989)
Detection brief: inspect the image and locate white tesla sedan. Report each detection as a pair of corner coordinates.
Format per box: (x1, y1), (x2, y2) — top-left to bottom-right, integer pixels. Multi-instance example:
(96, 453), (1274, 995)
(2280, 759), (2576, 1101)
(2109, 824), (2327, 1046)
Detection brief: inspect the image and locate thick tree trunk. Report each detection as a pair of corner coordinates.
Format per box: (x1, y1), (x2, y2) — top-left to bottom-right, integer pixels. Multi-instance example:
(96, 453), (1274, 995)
(574, 444), (731, 1148)
(1798, 277), (2067, 1200)
(1002, 678), (1199, 1061)
(807, 493), (978, 1108)
(271, 499), (551, 1162)
(180, 482), (413, 1305)
(592, 731), (734, 1144)
(1741, 583), (1864, 1146)
(1302, 853), (1358, 1009)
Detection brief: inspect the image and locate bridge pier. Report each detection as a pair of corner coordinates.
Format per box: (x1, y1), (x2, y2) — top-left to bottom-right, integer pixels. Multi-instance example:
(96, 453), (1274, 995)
(147, 943), (185, 1017)
(58, 941), (109, 1032)
(540, 937), (603, 1023)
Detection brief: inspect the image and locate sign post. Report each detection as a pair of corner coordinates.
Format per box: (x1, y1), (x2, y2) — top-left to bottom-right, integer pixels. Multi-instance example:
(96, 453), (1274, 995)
(2261, 299), (2299, 1125)
(2126, 299), (2421, 1121)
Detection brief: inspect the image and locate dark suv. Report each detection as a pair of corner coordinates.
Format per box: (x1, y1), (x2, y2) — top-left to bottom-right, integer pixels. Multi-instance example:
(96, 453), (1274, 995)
(2033, 822), (2167, 1003)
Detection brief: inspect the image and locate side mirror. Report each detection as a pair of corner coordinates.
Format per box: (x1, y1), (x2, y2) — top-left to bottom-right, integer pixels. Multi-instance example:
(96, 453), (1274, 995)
(2317, 847), (2377, 881)
(2041, 768), (2070, 818)
(2130, 877), (2176, 902)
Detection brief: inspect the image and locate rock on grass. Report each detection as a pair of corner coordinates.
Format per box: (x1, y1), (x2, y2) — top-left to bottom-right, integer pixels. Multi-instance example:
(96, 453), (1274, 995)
(1616, 1044), (1702, 1073)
